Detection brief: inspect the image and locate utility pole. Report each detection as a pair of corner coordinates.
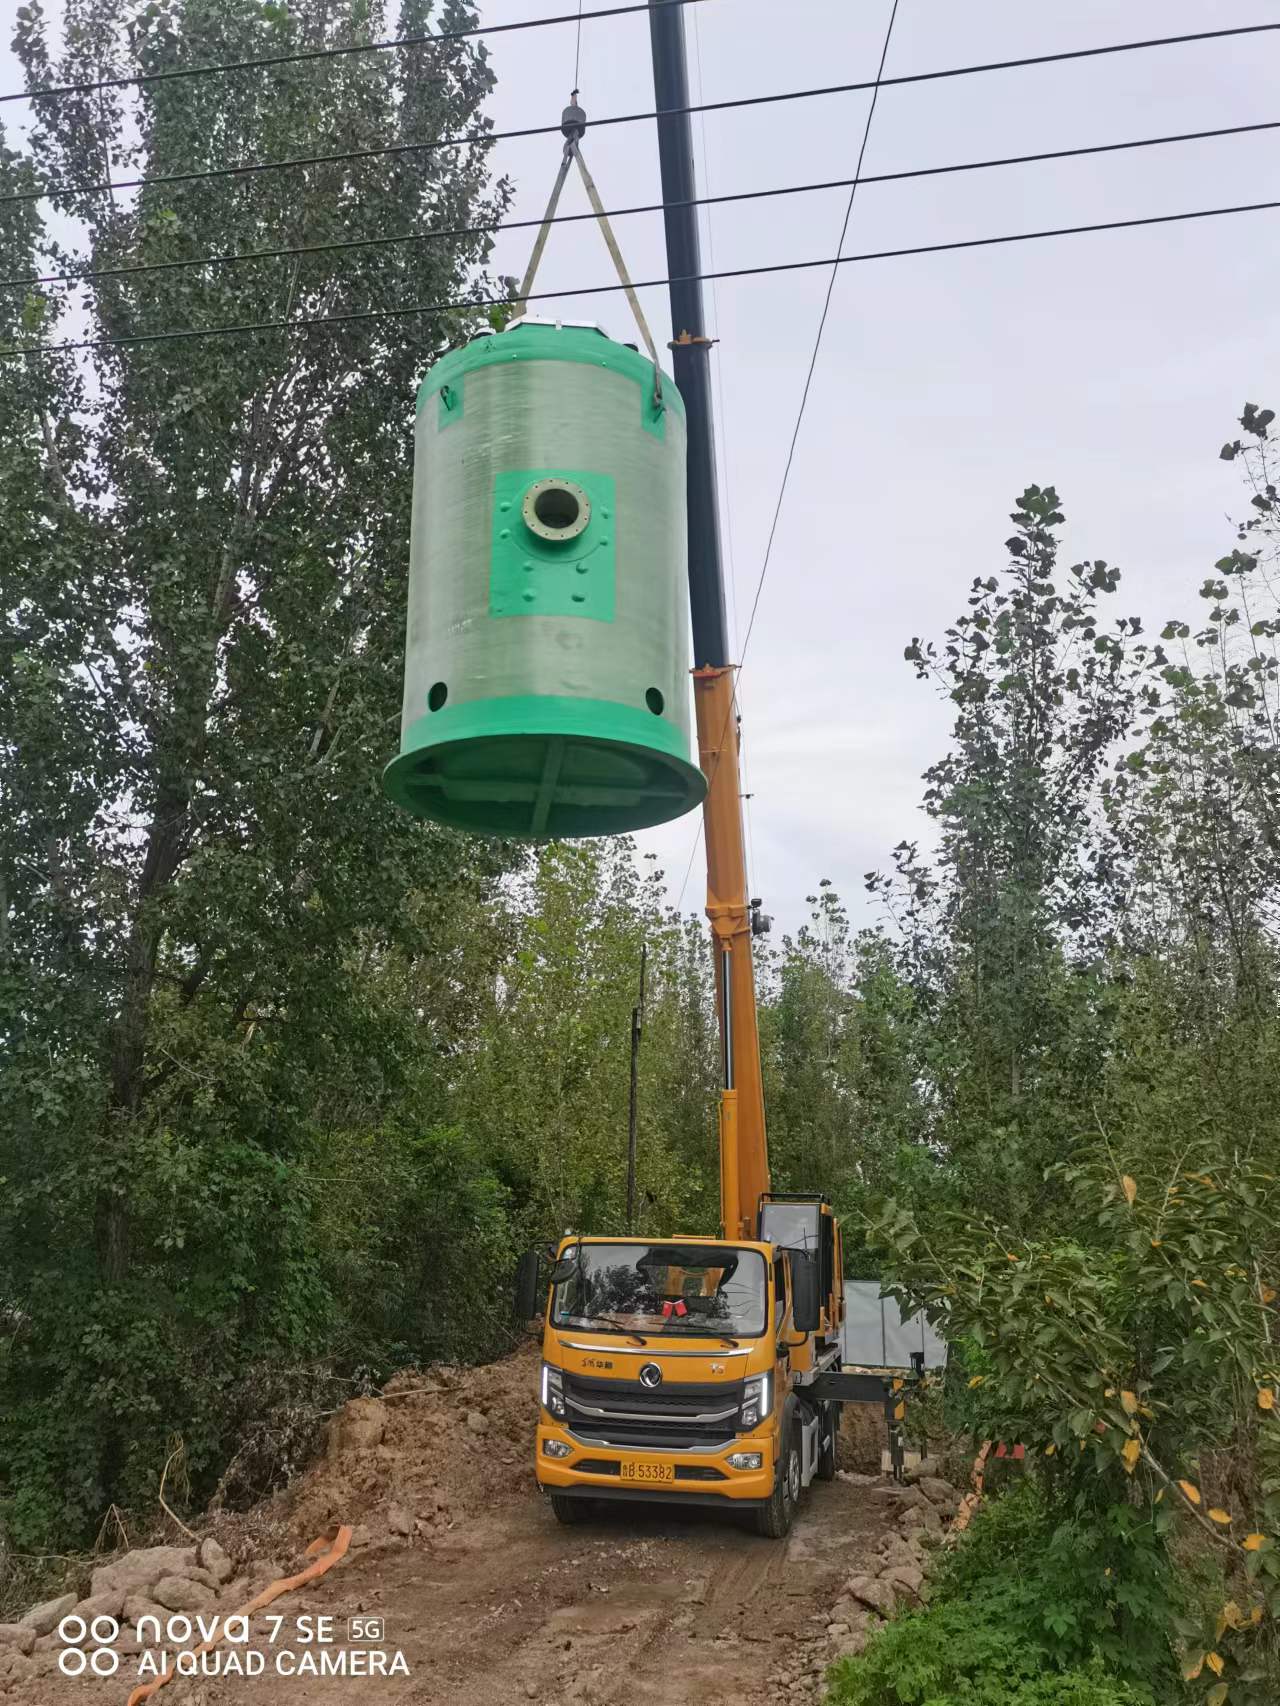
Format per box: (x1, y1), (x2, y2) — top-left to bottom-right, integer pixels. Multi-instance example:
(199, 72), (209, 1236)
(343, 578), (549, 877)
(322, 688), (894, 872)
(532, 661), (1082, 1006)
(625, 943), (648, 1232)
(647, 0), (728, 673)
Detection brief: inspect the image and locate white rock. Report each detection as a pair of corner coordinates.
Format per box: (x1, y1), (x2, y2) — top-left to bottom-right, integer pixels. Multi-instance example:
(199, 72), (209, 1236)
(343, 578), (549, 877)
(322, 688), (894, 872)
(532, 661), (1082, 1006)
(883, 1564), (924, 1602)
(844, 1575), (895, 1618)
(917, 1476), (961, 1514)
(152, 1576), (218, 1614)
(466, 1409), (489, 1434)
(90, 1546), (195, 1599)
(123, 1595), (169, 1631)
(0, 1625), (36, 1656)
(19, 1593), (77, 1636)
(197, 1538), (234, 1584)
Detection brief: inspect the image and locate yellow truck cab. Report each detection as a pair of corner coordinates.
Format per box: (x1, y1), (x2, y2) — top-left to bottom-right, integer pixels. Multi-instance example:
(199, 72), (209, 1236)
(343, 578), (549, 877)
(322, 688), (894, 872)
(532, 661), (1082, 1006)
(535, 1197), (844, 1538)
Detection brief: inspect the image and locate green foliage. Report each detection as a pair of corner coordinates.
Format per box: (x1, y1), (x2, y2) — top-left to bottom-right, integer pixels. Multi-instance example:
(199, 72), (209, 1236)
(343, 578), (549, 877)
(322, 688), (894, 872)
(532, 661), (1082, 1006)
(827, 1484), (1162, 1706)
(848, 422), (1280, 1705)
(0, 0), (726, 1553)
(868, 488), (1137, 1229)
(828, 1603), (1151, 1706)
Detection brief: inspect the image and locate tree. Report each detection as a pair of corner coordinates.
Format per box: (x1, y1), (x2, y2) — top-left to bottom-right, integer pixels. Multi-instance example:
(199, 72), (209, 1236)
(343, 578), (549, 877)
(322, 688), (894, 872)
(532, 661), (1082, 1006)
(869, 488), (1136, 1225)
(1, 0), (518, 1543)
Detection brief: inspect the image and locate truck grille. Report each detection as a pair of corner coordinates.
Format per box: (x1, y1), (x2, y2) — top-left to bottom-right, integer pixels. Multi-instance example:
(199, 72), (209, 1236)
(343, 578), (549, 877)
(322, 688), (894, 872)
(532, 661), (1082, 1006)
(562, 1371), (743, 1452)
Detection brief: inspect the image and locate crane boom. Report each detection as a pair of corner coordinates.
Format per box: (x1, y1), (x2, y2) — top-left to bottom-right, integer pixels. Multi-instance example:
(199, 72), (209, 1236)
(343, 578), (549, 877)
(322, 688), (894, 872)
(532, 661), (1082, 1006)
(649, 0), (770, 1241)
(695, 665), (770, 1238)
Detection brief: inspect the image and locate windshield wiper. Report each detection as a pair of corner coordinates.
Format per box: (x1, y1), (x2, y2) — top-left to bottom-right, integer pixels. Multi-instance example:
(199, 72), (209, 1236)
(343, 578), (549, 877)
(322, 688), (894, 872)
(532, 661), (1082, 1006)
(572, 1314), (647, 1345)
(661, 1324), (740, 1346)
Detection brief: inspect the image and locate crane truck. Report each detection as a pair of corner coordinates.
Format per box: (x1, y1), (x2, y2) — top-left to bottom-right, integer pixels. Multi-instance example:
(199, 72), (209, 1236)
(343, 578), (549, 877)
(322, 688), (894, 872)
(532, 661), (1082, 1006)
(532, 662), (847, 1538)
(528, 0), (857, 1540)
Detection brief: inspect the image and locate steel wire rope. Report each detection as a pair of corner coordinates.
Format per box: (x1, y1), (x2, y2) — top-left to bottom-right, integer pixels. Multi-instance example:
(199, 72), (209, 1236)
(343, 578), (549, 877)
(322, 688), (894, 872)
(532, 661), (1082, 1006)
(673, 0), (901, 911)
(10, 117), (1280, 292)
(6, 23), (1279, 208)
(0, 0), (716, 107)
(7, 195), (1280, 360)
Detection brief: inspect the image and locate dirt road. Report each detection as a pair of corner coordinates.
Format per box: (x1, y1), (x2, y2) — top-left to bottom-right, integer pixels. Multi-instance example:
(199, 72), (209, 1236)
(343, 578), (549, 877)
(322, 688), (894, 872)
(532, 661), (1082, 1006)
(16, 1349), (901, 1706)
(257, 1479), (878, 1705)
(174, 1476), (882, 1706)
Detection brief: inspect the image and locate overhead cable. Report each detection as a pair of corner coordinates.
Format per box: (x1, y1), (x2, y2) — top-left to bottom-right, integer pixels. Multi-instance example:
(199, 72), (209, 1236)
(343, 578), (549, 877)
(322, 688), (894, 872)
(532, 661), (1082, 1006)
(9, 116), (1277, 294)
(0, 0), (714, 107)
(674, 0), (901, 911)
(6, 22), (1279, 208)
(740, 1), (897, 666)
(5, 195), (1279, 361)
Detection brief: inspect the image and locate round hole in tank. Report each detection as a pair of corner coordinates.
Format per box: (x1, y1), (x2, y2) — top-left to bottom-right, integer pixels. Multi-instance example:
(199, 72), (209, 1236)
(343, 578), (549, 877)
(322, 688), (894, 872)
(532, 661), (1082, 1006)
(522, 478), (591, 543)
(427, 681), (448, 712)
(645, 687), (665, 716)
(535, 486), (580, 530)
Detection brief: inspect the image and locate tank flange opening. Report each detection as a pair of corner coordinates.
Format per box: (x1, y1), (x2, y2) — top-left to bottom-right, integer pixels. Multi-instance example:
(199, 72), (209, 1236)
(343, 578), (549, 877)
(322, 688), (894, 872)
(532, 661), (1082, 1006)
(428, 681), (448, 712)
(645, 687), (665, 716)
(522, 478), (591, 544)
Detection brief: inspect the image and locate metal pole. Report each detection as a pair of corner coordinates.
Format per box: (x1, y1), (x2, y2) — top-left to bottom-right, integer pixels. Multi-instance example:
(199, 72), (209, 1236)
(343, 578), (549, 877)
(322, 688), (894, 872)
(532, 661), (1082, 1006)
(625, 943), (648, 1231)
(648, 0), (729, 670)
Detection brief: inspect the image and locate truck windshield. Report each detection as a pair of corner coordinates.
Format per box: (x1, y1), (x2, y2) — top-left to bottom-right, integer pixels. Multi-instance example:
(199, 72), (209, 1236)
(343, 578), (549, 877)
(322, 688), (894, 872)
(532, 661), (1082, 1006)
(552, 1242), (768, 1339)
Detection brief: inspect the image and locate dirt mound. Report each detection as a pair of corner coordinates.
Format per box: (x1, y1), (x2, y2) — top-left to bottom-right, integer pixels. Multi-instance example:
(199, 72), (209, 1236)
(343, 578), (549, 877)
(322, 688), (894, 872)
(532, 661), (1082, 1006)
(283, 1337), (541, 1547)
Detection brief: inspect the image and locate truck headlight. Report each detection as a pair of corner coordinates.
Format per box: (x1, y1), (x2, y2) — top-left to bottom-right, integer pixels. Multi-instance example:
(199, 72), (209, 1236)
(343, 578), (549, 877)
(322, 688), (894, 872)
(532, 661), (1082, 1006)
(727, 1451), (763, 1470)
(541, 1363), (566, 1419)
(739, 1374), (770, 1430)
(543, 1439), (572, 1459)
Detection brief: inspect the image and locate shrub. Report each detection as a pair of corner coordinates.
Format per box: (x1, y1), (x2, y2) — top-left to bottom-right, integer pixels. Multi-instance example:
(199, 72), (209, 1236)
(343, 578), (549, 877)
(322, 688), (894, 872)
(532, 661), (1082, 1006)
(827, 1606), (1152, 1706)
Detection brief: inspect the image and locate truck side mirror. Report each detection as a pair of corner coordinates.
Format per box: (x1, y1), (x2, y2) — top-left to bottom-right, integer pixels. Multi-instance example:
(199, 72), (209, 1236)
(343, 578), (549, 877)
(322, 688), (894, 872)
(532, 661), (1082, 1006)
(791, 1252), (821, 1334)
(514, 1249), (541, 1321)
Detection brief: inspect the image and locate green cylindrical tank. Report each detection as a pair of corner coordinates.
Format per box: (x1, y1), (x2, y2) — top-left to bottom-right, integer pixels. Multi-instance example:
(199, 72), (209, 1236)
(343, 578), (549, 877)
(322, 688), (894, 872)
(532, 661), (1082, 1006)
(383, 318), (707, 838)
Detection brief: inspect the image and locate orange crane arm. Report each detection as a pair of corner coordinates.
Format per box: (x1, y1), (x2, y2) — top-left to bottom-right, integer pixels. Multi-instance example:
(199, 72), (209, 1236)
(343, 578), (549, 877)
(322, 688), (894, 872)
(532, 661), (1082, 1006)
(693, 664), (770, 1241)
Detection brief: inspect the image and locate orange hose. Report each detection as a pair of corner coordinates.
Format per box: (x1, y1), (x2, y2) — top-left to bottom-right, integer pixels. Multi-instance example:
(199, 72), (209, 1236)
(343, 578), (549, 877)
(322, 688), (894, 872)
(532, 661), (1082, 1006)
(949, 1440), (991, 1537)
(124, 1524), (353, 1706)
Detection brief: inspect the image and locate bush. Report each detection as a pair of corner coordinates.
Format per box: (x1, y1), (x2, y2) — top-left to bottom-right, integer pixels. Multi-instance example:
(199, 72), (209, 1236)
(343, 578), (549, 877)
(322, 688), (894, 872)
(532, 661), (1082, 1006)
(826, 1483), (1168, 1706)
(827, 1607), (1152, 1706)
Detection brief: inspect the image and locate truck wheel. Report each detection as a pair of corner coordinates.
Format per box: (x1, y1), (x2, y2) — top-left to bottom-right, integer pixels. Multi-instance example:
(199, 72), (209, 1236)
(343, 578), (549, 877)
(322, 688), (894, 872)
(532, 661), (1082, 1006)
(549, 1493), (593, 1525)
(816, 1402), (837, 1482)
(754, 1424), (800, 1538)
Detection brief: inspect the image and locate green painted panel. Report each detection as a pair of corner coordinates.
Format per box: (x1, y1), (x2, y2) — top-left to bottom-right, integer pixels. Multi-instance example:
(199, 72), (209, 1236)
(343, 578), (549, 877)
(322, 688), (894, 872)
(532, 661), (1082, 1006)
(437, 376), (463, 427)
(490, 468), (616, 622)
(641, 387), (666, 442)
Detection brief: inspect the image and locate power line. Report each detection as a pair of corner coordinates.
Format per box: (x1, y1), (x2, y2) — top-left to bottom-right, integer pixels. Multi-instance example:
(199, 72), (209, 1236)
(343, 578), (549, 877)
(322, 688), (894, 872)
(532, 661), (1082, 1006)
(11, 116), (1276, 294)
(0, 79), (911, 207)
(8, 22), (1278, 208)
(0, 0), (713, 108)
(742, 0), (897, 666)
(5, 195), (1279, 361)
(674, 0), (902, 912)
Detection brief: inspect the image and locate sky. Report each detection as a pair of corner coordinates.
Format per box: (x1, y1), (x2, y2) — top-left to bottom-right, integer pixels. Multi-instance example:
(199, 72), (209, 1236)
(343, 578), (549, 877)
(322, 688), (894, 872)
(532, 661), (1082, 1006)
(3, 0), (1278, 936)
(472, 0), (1280, 933)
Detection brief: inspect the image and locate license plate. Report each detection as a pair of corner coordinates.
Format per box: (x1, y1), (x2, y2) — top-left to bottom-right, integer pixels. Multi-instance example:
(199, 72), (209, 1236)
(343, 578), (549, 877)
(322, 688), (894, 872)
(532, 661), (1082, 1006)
(621, 1460), (674, 1483)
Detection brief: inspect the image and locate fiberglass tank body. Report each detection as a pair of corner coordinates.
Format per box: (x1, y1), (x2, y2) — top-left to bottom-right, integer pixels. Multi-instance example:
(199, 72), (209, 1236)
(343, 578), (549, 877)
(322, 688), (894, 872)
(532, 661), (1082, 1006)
(384, 318), (707, 838)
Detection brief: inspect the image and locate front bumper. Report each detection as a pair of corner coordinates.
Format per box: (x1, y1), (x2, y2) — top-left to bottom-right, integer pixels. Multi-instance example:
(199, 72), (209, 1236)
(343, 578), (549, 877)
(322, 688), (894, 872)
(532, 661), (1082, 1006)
(535, 1421), (776, 1503)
